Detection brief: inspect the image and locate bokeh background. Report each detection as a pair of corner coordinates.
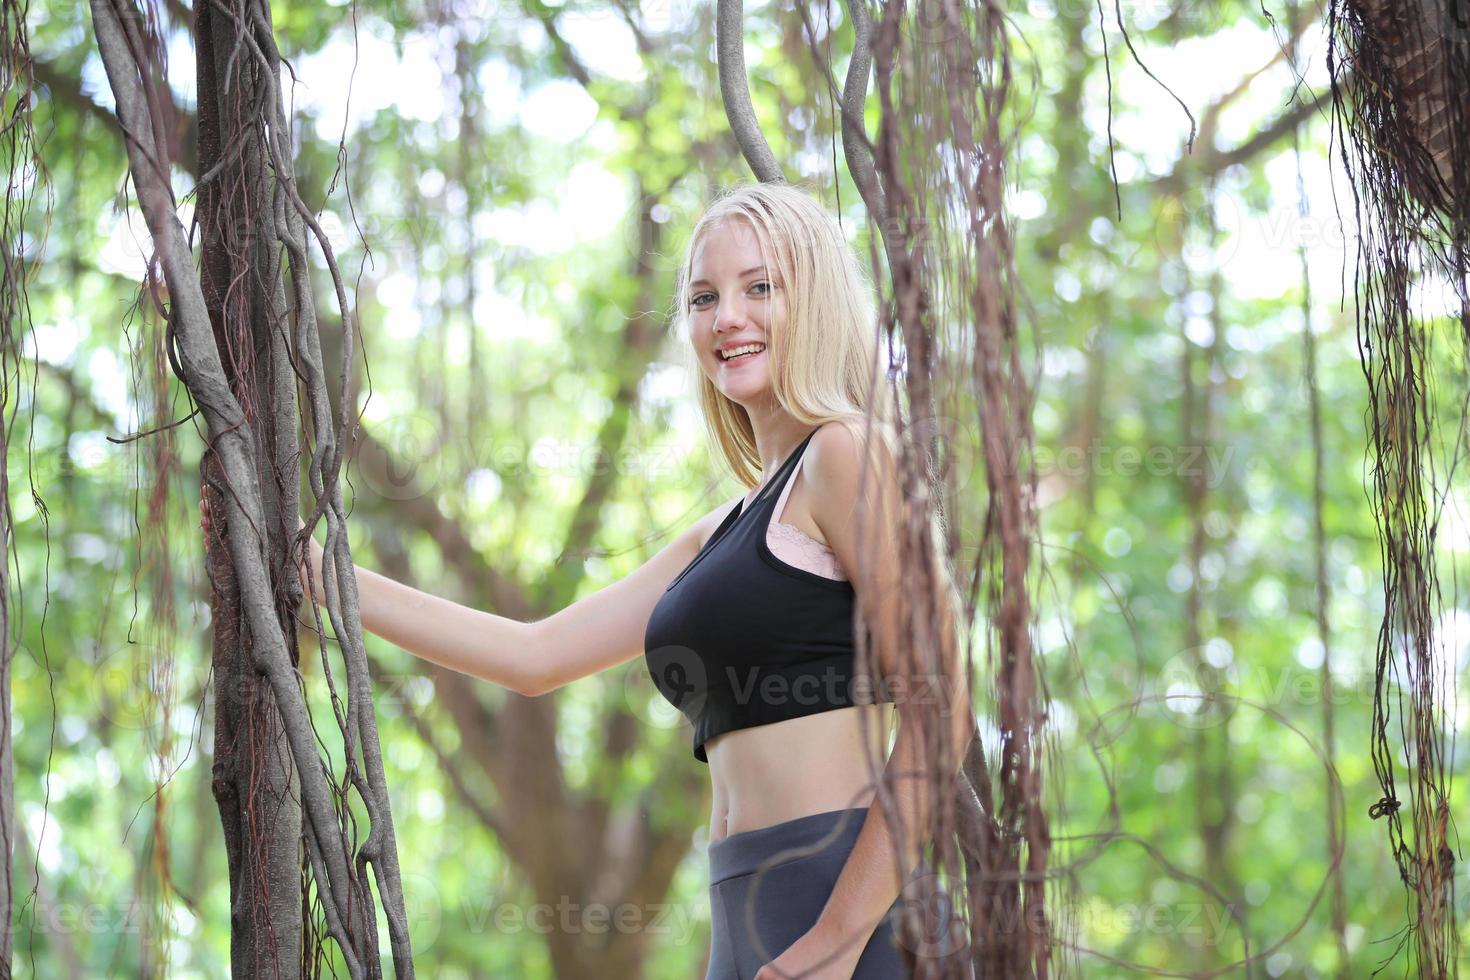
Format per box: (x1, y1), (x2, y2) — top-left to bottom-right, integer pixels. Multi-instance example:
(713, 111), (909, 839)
(9, 0), (1470, 976)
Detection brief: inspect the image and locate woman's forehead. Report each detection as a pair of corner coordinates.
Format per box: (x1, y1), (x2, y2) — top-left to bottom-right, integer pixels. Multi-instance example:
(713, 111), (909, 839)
(691, 218), (780, 272)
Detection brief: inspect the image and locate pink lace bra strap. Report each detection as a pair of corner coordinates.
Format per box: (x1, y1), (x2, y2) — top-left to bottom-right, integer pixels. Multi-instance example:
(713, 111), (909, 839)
(764, 443), (848, 581)
(770, 441), (808, 523)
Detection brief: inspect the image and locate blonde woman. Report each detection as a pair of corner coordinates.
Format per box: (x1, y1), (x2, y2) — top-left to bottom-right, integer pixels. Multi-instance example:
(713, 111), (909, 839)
(640, 182), (970, 980)
(207, 181), (970, 978)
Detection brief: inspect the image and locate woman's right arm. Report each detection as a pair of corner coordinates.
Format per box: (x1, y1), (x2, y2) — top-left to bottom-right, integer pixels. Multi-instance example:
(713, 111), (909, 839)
(293, 497), (740, 698)
(296, 536), (541, 696)
(526, 497), (739, 696)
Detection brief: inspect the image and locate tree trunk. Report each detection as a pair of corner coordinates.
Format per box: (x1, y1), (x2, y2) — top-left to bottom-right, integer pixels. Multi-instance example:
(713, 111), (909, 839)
(195, 2), (303, 975)
(1350, 0), (1465, 214)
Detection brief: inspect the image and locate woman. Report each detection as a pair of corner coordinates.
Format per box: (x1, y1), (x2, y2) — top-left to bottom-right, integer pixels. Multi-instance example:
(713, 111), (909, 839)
(203, 182), (971, 979)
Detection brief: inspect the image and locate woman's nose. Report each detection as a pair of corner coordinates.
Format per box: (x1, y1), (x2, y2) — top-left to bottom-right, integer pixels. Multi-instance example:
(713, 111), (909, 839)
(713, 297), (749, 332)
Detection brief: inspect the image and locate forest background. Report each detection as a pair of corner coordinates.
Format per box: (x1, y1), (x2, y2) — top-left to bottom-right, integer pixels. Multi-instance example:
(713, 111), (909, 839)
(8, 0), (1470, 976)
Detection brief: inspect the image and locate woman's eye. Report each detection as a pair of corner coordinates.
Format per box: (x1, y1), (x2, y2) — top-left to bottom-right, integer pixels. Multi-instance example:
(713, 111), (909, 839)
(691, 282), (771, 308)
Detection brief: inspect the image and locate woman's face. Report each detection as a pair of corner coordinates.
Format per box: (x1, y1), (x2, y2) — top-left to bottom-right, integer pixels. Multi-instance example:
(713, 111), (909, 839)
(687, 218), (786, 409)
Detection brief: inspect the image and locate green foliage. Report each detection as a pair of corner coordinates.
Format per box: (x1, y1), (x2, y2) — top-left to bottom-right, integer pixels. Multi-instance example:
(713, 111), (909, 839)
(12, 0), (1469, 976)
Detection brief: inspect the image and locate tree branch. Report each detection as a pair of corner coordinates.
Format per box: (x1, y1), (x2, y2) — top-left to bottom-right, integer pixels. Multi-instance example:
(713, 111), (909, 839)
(716, 0), (783, 182)
(1156, 82), (1333, 194)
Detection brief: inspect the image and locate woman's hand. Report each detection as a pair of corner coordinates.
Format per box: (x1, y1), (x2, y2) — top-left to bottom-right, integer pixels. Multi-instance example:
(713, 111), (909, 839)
(295, 511), (320, 601)
(201, 494), (319, 597)
(201, 494), (311, 544)
(199, 493), (222, 545)
(755, 923), (866, 980)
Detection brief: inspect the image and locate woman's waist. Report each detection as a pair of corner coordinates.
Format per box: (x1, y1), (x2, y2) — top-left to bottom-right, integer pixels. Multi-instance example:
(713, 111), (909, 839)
(706, 705), (894, 840)
(707, 804), (876, 883)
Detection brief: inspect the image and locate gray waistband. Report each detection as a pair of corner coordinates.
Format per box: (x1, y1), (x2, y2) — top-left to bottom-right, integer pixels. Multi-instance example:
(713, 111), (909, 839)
(708, 806), (871, 886)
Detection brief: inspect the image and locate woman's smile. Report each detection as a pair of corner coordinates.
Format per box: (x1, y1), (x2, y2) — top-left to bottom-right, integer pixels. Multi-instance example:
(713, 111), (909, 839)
(720, 346), (765, 368)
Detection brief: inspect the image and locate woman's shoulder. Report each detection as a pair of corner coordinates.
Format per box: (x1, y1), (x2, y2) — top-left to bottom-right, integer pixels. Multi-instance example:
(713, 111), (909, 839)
(809, 417), (901, 478)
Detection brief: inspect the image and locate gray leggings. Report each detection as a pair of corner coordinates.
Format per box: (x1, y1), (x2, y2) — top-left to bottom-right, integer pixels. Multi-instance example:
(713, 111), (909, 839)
(705, 806), (920, 979)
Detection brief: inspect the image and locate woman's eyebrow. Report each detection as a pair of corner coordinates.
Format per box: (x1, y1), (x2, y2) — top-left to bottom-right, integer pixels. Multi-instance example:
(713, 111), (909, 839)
(690, 265), (768, 287)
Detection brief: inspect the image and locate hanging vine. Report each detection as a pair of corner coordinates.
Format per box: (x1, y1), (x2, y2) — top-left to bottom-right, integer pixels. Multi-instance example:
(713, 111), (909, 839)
(0, 0), (48, 972)
(1327, 0), (1469, 975)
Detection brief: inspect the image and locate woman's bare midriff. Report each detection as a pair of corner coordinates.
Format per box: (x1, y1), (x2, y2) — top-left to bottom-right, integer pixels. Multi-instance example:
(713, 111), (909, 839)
(704, 701), (896, 842)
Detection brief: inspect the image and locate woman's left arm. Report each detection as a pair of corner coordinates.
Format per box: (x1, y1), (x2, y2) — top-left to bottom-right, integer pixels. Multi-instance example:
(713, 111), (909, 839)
(755, 421), (975, 980)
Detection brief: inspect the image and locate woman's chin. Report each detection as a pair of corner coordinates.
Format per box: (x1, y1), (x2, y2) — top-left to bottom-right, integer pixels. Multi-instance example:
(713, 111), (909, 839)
(706, 357), (772, 405)
(718, 378), (770, 405)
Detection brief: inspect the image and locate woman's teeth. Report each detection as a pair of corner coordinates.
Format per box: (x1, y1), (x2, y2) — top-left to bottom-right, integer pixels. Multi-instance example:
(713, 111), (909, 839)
(721, 344), (765, 361)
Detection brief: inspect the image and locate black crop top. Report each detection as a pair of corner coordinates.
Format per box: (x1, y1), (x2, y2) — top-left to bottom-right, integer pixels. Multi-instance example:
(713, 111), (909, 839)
(643, 426), (893, 762)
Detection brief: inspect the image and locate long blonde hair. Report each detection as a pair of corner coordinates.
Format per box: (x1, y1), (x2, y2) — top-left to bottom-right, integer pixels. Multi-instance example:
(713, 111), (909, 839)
(669, 180), (901, 489)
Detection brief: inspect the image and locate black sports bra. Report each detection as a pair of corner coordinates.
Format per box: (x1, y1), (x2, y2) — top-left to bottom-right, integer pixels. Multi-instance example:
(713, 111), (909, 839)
(643, 425), (893, 762)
